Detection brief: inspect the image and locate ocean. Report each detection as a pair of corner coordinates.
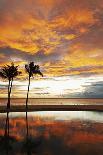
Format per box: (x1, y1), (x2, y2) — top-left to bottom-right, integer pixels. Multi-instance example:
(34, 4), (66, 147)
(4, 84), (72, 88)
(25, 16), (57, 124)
(0, 98), (103, 106)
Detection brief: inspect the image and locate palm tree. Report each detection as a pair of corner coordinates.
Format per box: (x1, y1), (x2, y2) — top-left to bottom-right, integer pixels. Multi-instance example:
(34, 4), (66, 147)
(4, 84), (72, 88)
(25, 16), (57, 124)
(25, 62), (43, 140)
(0, 63), (21, 137)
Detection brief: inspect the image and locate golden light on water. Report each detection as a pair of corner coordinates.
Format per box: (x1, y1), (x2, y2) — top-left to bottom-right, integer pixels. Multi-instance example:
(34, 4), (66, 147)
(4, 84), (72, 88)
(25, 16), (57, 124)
(0, 111), (102, 123)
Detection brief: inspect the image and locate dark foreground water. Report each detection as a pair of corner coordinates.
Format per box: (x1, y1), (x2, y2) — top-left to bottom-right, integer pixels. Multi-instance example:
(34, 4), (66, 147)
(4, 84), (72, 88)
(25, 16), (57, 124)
(0, 111), (103, 155)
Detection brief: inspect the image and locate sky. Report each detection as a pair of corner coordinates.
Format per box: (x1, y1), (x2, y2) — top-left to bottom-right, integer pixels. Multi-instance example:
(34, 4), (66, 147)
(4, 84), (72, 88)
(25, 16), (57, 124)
(0, 0), (103, 98)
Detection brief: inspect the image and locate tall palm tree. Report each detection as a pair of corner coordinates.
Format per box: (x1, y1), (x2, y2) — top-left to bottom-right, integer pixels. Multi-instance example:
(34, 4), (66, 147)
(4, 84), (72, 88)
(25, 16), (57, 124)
(0, 62), (21, 137)
(25, 62), (43, 140)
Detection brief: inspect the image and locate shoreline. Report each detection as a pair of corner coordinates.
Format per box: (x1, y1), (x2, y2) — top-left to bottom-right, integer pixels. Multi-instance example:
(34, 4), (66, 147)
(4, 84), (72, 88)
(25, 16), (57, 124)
(0, 105), (103, 113)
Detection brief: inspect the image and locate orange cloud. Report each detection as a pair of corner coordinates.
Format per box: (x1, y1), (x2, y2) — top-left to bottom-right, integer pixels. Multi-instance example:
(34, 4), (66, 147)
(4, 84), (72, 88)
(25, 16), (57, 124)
(51, 9), (97, 30)
(0, 0), (103, 79)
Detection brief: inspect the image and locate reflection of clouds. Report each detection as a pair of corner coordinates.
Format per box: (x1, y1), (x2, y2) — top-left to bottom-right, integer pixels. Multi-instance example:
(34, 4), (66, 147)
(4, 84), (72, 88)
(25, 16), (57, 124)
(26, 111), (103, 123)
(0, 111), (103, 154)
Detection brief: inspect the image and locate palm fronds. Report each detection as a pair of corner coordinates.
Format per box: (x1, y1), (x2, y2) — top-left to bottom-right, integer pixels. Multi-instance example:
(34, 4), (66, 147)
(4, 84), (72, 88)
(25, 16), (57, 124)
(0, 63), (21, 80)
(25, 62), (43, 77)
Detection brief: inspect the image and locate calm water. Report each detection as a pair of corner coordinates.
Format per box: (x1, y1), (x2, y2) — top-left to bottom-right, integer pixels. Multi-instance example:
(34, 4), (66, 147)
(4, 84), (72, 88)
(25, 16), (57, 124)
(0, 98), (103, 106)
(0, 111), (103, 155)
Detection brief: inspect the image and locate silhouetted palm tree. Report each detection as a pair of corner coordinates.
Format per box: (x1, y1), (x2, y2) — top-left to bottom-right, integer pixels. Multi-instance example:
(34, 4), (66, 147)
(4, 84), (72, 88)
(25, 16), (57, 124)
(25, 62), (43, 140)
(0, 63), (21, 137)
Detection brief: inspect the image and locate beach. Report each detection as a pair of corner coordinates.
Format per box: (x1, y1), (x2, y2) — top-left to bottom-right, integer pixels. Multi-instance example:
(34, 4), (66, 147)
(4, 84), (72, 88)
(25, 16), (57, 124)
(0, 98), (103, 112)
(0, 104), (103, 113)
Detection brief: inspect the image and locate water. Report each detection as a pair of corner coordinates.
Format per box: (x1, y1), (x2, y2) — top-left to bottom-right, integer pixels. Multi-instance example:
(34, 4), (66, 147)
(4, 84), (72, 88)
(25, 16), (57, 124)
(0, 111), (103, 155)
(0, 98), (103, 106)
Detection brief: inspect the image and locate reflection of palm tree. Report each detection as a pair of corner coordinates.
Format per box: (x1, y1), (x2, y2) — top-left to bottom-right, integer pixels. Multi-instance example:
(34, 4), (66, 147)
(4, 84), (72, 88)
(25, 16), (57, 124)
(25, 62), (43, 141)
(0, 63), (21, 143)
(22, 136), (42, 155)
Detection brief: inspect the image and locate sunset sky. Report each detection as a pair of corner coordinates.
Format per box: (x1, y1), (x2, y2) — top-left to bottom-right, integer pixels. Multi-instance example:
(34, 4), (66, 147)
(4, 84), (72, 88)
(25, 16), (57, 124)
(0, 0), (103, 98)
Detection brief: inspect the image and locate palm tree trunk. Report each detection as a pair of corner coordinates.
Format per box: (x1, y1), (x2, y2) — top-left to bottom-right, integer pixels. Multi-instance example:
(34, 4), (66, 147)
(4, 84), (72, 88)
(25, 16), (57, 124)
(26, 75), (30, 139)
(5, 80), (10, 137)
(5, 78), (13, 137)
(7, 79), (13, 137)
(4, 80), (10, 155)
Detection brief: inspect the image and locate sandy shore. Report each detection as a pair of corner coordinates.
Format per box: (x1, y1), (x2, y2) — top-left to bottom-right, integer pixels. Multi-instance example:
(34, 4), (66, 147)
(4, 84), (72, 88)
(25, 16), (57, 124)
(0, 104), (103, 113)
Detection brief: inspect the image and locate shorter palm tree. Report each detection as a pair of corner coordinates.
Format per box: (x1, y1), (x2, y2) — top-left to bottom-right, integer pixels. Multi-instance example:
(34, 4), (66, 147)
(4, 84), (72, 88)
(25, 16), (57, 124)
(0, 63), (21, 137)
(25, 62), (43, 140)
(0, 63), (21, 154)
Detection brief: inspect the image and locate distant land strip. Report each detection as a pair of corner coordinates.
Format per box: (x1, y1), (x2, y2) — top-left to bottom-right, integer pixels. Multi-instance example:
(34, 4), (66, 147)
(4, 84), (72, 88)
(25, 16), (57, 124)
(0, 105), (103, 113)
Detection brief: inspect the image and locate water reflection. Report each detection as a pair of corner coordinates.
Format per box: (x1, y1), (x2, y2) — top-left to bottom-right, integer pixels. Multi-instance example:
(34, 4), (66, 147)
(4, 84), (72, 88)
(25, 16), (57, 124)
(0, 111), (102, 155)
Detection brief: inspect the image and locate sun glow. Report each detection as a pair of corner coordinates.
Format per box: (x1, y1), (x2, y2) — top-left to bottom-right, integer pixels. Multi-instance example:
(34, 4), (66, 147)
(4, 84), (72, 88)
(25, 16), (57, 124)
(14, 76), (88, 97)
(0, 75), (103, 98)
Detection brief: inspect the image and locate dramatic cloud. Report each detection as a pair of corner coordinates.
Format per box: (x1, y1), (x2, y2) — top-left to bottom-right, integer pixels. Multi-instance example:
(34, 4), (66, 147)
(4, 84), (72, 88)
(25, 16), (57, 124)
(0, 0), (103, 97)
